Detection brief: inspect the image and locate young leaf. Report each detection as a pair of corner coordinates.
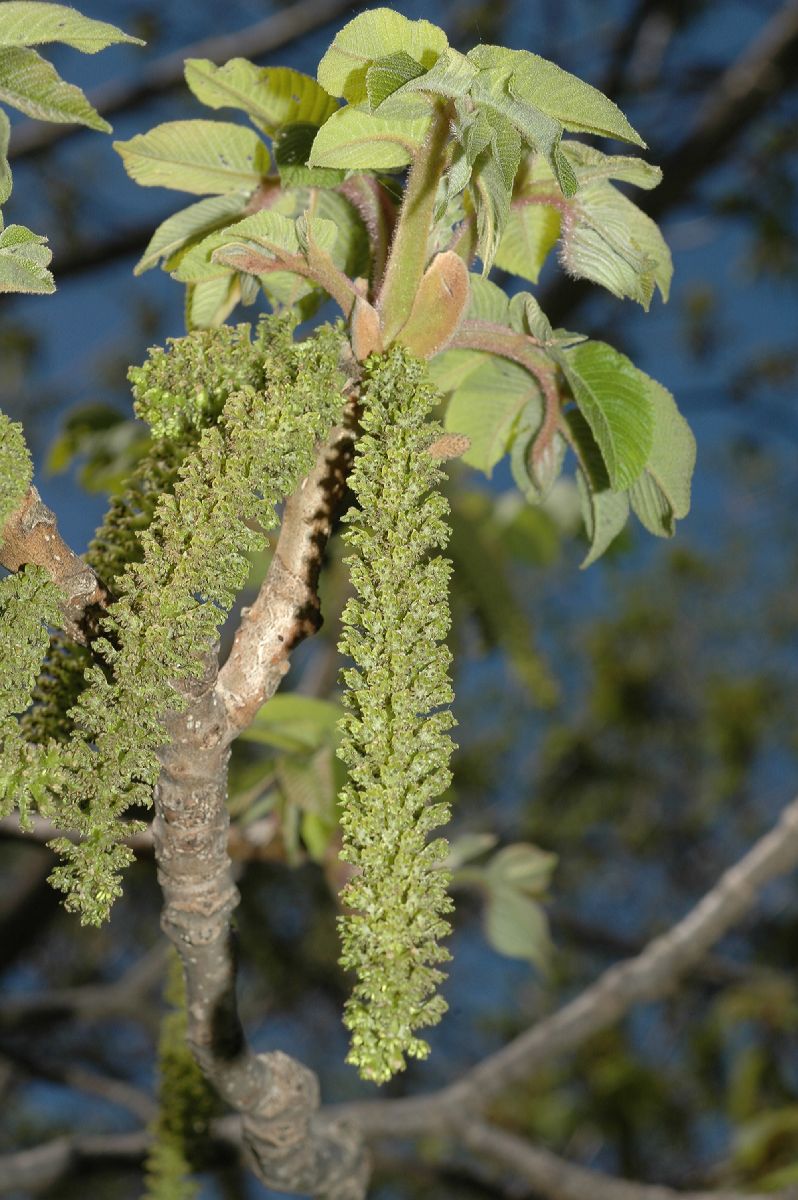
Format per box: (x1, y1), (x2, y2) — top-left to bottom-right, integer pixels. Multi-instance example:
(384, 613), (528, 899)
(566, 408), (630, 565)
(0, 109), (11, 204)
(468, 44), (645, 147)
(485, 843), (558, 897)
(317, 8), (448, 103)
(174, 209), (320, 282)
(563, 141), (662, 189)
(0, 223), (54, 293)
(273, 122), (345, 188)
(134, 193), (250, 275)
(114, 120), (269, 194)
(238, 695), (342, 753)
(628, 379), (696, 536)
(394, 251), (470, 358)
(511, 402), (567, 502)
(484, 885), (553, 969)
(184, 59), (338, 136)
(431, 349), (542, 475)
(373, 48), (478, 118)
(561, 340), (655, 491)
(0, 45), (109, 129)
(366, 51), (426, 109)
(494, 202), (560, 283)
(185, 274), (240, 330)
(308, 106), (431, 170)
(0, 3), (143, 52)
(560, 180), (672, 308)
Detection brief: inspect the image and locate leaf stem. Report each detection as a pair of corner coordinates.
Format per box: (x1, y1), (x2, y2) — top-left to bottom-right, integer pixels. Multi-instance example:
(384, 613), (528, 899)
(377, 103), (452, 344)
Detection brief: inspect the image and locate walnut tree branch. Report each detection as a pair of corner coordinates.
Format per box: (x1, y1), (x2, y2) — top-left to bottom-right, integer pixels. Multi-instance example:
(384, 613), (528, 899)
(215, 402), (358, 739)
(458, 1120), (790, 1200)
(0, 486), (110, 645)
(149, 423), (368, 1198)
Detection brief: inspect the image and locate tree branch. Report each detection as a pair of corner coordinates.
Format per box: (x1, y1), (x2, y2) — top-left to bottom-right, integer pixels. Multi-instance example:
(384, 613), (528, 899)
(145, 418), (368, 1198)
(458, 1120), (786, 1200)
(335, 792), (798, 1137)
(215, 401), (358, 739)
(0, 486), (110, 645)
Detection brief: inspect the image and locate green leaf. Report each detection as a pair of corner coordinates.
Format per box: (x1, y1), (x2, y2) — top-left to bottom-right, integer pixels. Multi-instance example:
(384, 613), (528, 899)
(273, 122), (345, 188)
(560, 179), (672, 308)
(440, 832), (497, 871)
(317, 8), (448, 103)
(308, 105), (431, 170)
(134, 193), (249, 275)
(468, 44), (645, 146)
(484, 885), (553, 969)
(466, 274), (511, 323)
(0, 45), (108, 129)
(562, 141), (662, 189)
(0, 3), (143, 52)
(469, 66), (567, 196)
(185, 274), (240, 330)
(628, 379), (695, 536)
(432, 349), (542, 475)
(494, 201), (560, 283)
(511, 400), (566, 502)
(486, 843), (558, 897)
(566, 408), (630, 565)
(184, 59), (337, 136)
(471, 148), (514, 273)
(174, 209), (313, 282)
(0, 222), (54, 293)
(376, 48), (477, 118)
(366, 51), (425, 109)
(561, 340), (654, 491)
(239, 695), (342, 753)
(114, 119), (269, 195)
(0, 109), (11, 204)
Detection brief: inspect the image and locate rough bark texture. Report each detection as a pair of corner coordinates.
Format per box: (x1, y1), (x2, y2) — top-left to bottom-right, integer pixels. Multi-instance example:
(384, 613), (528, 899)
(0, 486), (110, 645)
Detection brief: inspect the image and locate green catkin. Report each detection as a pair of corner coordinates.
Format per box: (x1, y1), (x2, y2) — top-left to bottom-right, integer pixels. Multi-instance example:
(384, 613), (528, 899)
(337, 347), (456, 1084)
(142, 954), (217, 1200)
(0, 415), (66, 827)
(25, 320), (290, 745)
(3, 319), (346, 923)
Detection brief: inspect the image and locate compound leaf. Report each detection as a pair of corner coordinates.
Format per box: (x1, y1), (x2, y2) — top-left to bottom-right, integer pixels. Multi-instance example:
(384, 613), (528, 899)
(317, 8), (448, 103)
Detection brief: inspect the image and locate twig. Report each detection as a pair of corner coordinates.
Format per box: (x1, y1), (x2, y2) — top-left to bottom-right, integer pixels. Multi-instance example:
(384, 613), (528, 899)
(0, 487), (110, 645)
(215, 404), (358, 739)
(459, 1120), (792, 1200)
(8, 0), (367, 160)
(149, 423), (368, 1198)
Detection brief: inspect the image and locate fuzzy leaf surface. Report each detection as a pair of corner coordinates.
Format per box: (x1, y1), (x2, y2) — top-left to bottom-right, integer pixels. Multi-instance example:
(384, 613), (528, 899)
(468, 44), (644, 146)
(135, 193), (250, 275)
(0, 3), (142, 52)
(431, 349), (542, 474)
(0, 45), (108, 128)
(184, 59), (337, 135)
(317, 8), (448, 103)
(114, 120), (269, 194)
(308, 105), (431, 169)
(561, 340), (654, 491)
(0, 109), (10, 203)
(628, 379), (695, 536)
(0, 222), (53, 293)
